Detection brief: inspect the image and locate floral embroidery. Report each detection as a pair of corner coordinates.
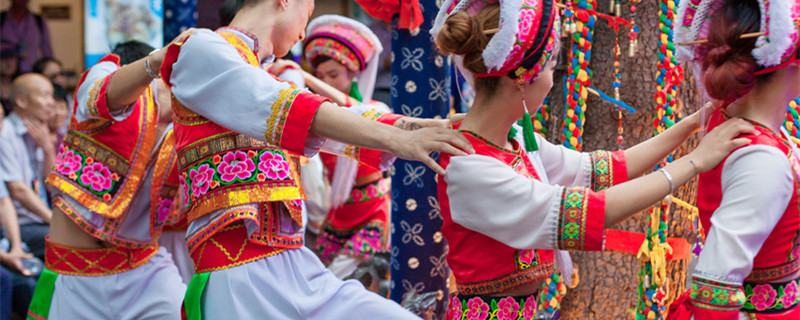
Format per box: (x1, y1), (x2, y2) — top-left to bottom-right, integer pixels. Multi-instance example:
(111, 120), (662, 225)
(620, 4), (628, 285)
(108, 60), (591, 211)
(690, 277), (745, 311)
(743, 279), (800, 312)
(496, 297), (520, 320)
(751, 284), (778, 311)
(316, 221), (386, 265)
(347, 179), (390, 204)
(180, 181), (190, 207)
(517, 249), (537, 269)
(258, 151), (290, 180)
(448, 296), (463, 320)
(56, 149), (83, 176)
(79, 162), (114, 192)
(155, 199), (173, 226)
(188, 164), (215, 197)
(448, 294), (539, 320)
(465, 297), (489, 320)
(217, 151), (255, 182)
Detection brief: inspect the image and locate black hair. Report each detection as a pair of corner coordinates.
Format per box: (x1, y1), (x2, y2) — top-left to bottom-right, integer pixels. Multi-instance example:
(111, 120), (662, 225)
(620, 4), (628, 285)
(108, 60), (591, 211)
(52, 82), (67, 103)
(219, 0), (240, 26)
(32, 57), (61, 75)
(111, 40), (156, 65)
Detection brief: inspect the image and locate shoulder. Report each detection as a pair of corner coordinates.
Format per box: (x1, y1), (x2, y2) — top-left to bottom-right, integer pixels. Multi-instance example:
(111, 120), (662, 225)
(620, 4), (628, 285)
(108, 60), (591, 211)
(722, 144), (793, 191)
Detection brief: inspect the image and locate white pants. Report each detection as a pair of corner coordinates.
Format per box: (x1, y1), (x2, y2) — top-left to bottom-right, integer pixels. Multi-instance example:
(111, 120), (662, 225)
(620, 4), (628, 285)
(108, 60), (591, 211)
(201, 246), (419, 319)
(158, 230), (195, 284)
(49, 247), (186, 320)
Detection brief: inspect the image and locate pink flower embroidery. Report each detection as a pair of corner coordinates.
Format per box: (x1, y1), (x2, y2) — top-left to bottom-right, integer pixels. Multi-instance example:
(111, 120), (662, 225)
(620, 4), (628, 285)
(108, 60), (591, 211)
(217, 151), (256, 182)
(751, 284), (778, 311)
(189, 164), (216, 196)
(180, 180), (190, 207)
(351, 188), (364, 201)
(447, 296), (463, 320)
(522, 296), (537, 320)
(518, 8), (537, 40)
(465, 297), (489, 320)
(497, 296), (520, 320)
(57, 150), (83, 176)
(792, 245), (800, 260)
(258, 152), (290, 180)
(782, 281), (798, 308)
(519, 249), (535, 266)
(79, 162), (113, 192)
(156, 198), (173, 225)
(366, 184), (379, 198)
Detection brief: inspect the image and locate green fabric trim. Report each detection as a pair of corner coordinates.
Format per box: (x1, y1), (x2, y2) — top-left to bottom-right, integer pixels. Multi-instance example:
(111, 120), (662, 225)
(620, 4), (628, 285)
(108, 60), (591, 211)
(184, 272), (211, 320)
(522, 112), (539, 152)
(27, 268), (58, 320)
(348, 81), (363, 103)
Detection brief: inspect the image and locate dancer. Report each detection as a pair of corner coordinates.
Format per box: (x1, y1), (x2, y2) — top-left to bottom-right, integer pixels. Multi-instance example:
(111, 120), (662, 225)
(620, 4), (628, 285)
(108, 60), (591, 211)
(667, 0), (800, 319)
(431, 0), (757, 318)
(159, 0), (471, 318)
(27, 37), (192, 319)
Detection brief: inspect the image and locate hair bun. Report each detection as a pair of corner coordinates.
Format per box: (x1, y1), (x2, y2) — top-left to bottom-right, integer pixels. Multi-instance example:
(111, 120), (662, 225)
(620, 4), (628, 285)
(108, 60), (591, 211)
(706, 44), (733, 66)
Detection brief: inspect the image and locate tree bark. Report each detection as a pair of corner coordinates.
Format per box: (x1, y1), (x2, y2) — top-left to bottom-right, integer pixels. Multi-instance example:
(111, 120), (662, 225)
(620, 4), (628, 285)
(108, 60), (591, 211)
(548, 1), (703, 318)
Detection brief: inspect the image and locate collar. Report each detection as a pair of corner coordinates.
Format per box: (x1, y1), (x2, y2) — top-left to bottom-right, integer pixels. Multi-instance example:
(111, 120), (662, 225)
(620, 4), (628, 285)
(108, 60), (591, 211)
(216, 27), (261, 61)
(7, 112), (28, 136)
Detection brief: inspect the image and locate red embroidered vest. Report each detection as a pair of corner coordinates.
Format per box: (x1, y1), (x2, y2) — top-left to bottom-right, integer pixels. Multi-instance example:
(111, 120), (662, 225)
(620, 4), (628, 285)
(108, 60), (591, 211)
(438, 130), (555, 295)
(697, 109), (800, 282)
(169, 31), (306, 225)
(150, 128), (184, 236)
(48, 54), (159, 218)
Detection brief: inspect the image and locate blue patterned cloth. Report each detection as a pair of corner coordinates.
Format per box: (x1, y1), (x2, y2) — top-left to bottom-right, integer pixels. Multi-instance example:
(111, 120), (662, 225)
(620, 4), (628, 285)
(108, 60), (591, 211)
(389, 1), (451, 319)
(163, 0), (197, 43)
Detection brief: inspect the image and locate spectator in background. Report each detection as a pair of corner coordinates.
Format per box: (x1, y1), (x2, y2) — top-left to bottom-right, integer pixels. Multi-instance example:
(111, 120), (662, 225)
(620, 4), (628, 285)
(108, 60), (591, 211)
(368, 20), (391, 106)
(0, 73), (55, 260)
(32, 57), (66, 89)
(0, 41), (20, 113)
(0, 105), (38, 320)
(0, 0), (53, 73)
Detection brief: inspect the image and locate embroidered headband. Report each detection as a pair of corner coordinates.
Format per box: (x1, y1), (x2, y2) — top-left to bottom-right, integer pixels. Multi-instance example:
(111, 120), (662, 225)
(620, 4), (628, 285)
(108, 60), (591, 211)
(303, 15), (384, 102)
(431, 0), (560, 83)
(676, 0), (800, 74)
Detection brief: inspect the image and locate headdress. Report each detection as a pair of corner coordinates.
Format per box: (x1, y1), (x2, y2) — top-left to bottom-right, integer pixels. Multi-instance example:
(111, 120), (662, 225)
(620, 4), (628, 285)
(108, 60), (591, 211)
(675, 0), (800, 75)
(304, 15), (384, 102)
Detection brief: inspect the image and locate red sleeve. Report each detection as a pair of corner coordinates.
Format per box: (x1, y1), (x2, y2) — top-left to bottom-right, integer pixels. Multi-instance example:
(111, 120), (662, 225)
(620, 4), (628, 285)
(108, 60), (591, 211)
(82, 55), (122, 122)
(277, 91), (330, 155)
(556, 187), (606, 251)
(589, 150), (628, 191)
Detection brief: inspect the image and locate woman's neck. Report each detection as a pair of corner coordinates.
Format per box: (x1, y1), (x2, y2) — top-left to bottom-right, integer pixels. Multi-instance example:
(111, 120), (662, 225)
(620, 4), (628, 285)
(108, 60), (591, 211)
(725, 70), (796, 134)
(459, 89), (523, 150)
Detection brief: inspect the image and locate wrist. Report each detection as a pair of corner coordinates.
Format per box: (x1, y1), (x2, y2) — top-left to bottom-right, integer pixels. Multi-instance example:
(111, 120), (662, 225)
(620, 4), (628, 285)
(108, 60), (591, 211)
(144, 48), (162, 79)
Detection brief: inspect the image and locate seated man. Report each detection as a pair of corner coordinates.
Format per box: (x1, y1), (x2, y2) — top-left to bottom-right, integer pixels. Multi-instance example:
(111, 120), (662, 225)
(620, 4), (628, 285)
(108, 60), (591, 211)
(0, 73), (55, 260)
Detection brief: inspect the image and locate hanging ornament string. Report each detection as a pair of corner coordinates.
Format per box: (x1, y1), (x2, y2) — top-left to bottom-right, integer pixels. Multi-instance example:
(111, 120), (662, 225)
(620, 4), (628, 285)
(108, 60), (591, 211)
(628, 0), (641, 57)
(561, 0), (596, 151)
(637, 0), (682, 319)
(535, 96), (551, 138)
(784, 97), (800, 140)
(612, 14), (625, 150)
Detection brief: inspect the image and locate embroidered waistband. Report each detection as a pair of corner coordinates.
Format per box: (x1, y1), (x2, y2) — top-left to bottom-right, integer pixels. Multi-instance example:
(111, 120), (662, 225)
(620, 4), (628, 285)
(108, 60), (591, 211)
(347, 178), (390, 204)
(190, 222), (287, 273)
(746, 259), (800, 283)
(45, 237), (158, 276)
(743, 278), (800, 313)
(456, 260), (554, 296)
(448, 293), (541, 320)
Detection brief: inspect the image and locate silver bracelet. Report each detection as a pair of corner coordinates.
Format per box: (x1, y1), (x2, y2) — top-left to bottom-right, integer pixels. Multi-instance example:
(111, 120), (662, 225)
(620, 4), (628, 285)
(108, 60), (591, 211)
(144, 49), (161, 79)
(658, 168), (674, 194)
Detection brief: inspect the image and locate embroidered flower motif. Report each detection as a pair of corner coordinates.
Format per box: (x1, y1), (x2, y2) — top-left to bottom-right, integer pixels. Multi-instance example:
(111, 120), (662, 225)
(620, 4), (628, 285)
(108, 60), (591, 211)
(751, 283), (778, 311)
(518, 8), (537, 40)
(447, 296), (463, 320)
(465, 297), (489, 320)
(519, 249), (535, 266)
(156, 198), (173, 225)
(180, 181), (190, 207)
(57, 150), (83, 176)
(217, 151), (256, 182)
(189, 164), (215, 196)
(522, 296), (537, 320)
(782, 281), (799, 307)
(351, 188), (364, 202)
(258, 151), (290, 180)
(366, 184), (379, 198)
(79, 162), (113, 192)
(792, 245), (800, 260)
(497, 296), (520, 320)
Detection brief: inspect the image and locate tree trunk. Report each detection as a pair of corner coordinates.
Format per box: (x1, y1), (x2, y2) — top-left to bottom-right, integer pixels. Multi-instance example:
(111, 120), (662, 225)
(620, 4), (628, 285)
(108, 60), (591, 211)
(547, 1), (702, 318)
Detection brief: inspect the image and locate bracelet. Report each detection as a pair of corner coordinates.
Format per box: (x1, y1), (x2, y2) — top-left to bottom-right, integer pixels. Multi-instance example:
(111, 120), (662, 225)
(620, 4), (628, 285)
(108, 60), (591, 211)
(144, 49), (161, 79)
(688, 159), (699, 175)
(658, 168), (674, 194)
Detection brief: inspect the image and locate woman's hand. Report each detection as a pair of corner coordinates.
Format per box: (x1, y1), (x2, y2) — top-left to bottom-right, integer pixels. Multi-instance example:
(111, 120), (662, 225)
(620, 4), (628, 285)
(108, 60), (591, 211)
(388, 127), (473, 175)
(686, 118), (756, 172)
